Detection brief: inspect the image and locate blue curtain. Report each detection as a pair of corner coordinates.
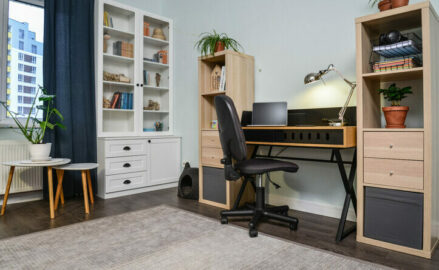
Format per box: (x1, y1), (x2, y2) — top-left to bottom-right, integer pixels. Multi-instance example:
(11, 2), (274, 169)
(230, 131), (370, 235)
(43, 0), (96, 198)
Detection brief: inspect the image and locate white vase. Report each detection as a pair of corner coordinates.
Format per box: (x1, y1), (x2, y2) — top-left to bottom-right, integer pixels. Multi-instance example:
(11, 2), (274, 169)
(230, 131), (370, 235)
(29, 143), (52, 162)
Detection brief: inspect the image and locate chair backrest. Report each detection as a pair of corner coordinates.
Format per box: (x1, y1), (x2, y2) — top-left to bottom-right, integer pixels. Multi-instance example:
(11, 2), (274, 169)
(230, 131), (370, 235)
(214, 95), (248, 163)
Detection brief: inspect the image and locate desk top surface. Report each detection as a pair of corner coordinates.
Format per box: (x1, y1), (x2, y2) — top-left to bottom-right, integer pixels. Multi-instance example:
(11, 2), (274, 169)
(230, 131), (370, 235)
(242, 126), (356, 130)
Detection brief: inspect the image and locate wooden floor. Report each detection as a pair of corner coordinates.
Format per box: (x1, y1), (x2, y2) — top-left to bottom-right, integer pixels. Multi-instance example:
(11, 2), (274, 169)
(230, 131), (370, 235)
(0, 187), (438, 270)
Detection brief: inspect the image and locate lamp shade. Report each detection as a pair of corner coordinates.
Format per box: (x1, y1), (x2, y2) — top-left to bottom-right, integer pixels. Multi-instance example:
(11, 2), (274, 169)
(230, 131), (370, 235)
(304, 72), (321, 85)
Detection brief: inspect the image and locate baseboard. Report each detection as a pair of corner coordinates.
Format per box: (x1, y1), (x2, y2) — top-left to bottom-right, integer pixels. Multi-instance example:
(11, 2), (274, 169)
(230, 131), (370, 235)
(268, 193), (356, 222)
(97, 182), (178, 199)
(0, 190), (43, 205)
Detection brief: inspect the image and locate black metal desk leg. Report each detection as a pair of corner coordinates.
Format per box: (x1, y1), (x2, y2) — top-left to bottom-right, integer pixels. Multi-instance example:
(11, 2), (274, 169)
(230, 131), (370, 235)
(334, 149), (357, 242)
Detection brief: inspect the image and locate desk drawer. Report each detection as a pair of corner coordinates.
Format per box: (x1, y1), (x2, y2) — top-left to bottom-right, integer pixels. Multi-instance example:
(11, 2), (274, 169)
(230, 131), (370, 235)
(364, 158), (423, 190)
(201, 147), (223, 166)
(105, 155), (147, 175)
(201, 131), (221, 148)
(107, 171), (148, 193)
(364, 132), (423, 160)
(105, 139), (148, 157)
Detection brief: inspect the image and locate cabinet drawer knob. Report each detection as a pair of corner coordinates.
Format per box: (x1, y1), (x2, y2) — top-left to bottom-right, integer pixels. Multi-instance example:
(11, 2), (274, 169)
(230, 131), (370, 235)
(123, 163), (131, 168)
(123, 180), (131, 185)
(123, 146), (131, 151)
(148, 140), (151, 143)
(389, 144), (394, 149)
(389, 171), (394, 176)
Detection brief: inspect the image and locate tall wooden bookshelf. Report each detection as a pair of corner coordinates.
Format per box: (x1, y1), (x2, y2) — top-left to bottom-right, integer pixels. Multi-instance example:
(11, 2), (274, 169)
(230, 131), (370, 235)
(355, 1), (439, 258)
(198, 50), (255, 209)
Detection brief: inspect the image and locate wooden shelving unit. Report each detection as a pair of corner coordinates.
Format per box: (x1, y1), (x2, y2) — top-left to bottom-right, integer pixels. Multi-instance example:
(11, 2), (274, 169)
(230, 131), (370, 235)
(355, 1), (439, 258)
(198, 50), (255, 209)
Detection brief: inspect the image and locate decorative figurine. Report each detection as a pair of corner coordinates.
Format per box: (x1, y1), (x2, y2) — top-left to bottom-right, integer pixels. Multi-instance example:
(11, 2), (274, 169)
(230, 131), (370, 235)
(103, 97), (111, 108)
(154, 121), (163, 131)
(211, 65), (222, 90)
(152, 28), (166, 40)
(155, 73), (161, 87)
(103, 34), (111, 53)
(144, 100), (160, 111)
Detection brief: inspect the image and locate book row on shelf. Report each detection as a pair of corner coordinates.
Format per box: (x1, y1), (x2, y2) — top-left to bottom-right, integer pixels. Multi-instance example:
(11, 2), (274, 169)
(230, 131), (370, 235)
(105, 92), (134, 110)
(211, 65), (226, 91)
(113, 41), (134, 58)
(103, 11), (114, 28)
(144, 50), (168, 64)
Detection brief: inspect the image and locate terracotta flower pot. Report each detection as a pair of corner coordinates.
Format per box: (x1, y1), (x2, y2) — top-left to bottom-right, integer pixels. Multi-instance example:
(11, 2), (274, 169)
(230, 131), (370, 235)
(382, 106), (409, 128)
(391, 0), (409, 8)
(378, 0), (392, 11)
(215, 41), (225, 53)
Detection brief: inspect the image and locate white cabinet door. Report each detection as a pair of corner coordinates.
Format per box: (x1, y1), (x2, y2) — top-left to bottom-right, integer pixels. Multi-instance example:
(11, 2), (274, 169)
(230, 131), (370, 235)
(149, 138), (181, 185)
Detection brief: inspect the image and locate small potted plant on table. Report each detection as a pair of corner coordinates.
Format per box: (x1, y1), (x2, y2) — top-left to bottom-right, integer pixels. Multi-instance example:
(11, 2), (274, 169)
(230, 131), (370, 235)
(1, 86), (65, 161)
(195, 30), (243, 56)
(378, 83), (412, 128)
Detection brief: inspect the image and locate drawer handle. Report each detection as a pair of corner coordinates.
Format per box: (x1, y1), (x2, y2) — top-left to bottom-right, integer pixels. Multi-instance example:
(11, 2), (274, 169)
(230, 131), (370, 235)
(389, 144), (393, 149)
(389, 171), (394, 176)
(123, 146), (131, 151)
(123, 163), (131, 168)
(123, 180), (131, 185)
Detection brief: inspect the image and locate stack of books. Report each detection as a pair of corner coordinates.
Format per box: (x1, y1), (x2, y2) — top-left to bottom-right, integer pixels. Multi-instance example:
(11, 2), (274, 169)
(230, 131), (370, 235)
(219, 66), (226, 91)
(103, 11), (114, 28)
(373, 57), (419, 72)
(109, 92), (133, 110)
(113, 41), (134, 58)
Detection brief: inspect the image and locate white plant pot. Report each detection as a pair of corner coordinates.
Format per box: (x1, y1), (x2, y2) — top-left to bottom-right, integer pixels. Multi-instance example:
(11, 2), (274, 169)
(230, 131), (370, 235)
(29, 143), (52, 162)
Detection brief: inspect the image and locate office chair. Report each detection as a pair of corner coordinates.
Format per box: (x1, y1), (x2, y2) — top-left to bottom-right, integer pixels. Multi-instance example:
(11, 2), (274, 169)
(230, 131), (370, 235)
(214, 95), (299, 237)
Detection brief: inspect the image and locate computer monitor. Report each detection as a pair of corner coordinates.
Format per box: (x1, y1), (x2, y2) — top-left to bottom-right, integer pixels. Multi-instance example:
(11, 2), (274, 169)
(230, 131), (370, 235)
(251, 102), (288, 126)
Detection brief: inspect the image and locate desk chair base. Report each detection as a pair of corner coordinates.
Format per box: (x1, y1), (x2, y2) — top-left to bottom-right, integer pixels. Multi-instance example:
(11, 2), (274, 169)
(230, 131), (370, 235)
(220, 176), (299, 238)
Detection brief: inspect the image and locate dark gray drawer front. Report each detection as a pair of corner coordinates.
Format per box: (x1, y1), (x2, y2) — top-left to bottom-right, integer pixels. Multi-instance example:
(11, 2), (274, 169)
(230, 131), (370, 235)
(364, 187), (423, 249)
(203, 167), (226, 204)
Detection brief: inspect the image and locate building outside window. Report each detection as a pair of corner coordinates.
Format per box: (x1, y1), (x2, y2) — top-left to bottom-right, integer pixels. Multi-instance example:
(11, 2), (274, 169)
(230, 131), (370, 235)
(17, 85), (22, 92)
(18, 29), (24, 39)
(31, 44), (36, 54)
(18, 63), (23, 71)
(18, 40), (23, 49)
(18, 74), (22, 81)
(17, 95), (22, 103)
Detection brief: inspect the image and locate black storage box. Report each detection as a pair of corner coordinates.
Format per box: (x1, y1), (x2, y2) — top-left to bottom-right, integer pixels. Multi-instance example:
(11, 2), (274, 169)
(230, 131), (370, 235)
(202, 167), (226, 204)
(364, 187), (423, 249)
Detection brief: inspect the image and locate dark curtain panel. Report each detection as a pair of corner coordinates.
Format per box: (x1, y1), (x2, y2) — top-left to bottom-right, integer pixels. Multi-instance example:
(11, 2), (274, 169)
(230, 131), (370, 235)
(43, 0), (96, 198)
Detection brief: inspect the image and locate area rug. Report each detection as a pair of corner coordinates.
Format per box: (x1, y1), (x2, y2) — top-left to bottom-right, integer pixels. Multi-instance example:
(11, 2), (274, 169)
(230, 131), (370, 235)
(0, 205), (390, 269)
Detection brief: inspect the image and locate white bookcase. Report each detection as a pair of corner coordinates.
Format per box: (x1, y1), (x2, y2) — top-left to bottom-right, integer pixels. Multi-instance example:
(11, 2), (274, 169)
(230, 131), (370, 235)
(95, 0), (173, 137)
(94, 0), (180, 199)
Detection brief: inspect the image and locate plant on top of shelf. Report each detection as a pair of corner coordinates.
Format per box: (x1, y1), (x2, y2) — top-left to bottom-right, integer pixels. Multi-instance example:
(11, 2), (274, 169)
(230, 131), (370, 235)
(194, 30), (243, 56)
(369, 0), (409, 12)
(0, 86), (65, 161)
(377, 83), (412, 128)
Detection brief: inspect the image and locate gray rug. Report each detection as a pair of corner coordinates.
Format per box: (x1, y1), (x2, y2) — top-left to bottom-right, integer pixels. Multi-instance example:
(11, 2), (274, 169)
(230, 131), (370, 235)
(0, 205), (390, 270)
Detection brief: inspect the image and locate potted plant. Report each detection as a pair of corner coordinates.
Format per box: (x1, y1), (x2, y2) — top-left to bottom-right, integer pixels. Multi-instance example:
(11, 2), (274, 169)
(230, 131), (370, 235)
(378, 83), (412, 128)
(370, 0), (392, 11)
(195, 30), (243, 56)
(391, 0), (409, 9)
(0, 86), (65, 161)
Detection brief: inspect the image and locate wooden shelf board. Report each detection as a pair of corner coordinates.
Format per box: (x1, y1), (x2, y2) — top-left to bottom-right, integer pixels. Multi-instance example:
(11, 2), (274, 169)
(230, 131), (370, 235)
(103, 26), (134, 39)
(362, 67), (423, 81)
(362, 128), (424, 132)
(103, 81), (134, 87)
(103, 53), (134, 63)
(143, 85), (169, 91)
(363, 182), (424, 193)
(143, 35), (169, 47)
(201, 91), (226, 96)
(102, 108), (134, 112)
(143, 60), (169, 70)
(201, 128), (219, 131)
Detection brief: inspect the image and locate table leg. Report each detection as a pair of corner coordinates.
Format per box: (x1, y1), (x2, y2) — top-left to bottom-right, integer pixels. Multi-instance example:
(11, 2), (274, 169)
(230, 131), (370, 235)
(47, 166), (55, 219)
(54, 169), (65, 210)
(81, 170), (90, 214)
(86, 170), (94, 204)
(1, 166), (15, 216)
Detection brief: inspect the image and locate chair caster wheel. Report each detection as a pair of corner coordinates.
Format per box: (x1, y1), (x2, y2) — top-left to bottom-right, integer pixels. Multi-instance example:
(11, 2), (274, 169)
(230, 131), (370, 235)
(289, 222), (298, 231)
(249, 229), (258, 238)
(220, 217), (228, 224)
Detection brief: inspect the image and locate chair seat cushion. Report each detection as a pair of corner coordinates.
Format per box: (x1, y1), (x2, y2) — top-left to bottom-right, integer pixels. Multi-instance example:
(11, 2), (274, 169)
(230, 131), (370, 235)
(237, 158), (298, 175)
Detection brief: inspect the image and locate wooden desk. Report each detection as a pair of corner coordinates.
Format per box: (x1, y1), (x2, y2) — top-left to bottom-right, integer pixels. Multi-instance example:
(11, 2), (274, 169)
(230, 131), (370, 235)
(240, 126), (357, 242)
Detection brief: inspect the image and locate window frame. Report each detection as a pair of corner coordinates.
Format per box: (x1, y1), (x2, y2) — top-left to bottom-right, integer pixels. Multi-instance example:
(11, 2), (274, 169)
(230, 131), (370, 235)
(0, 0), (44, 127)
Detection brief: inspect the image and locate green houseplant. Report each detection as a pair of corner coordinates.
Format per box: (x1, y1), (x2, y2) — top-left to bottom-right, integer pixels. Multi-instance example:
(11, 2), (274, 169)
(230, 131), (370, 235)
(378, 83), (412, 128)
(195, 30), (243, 56)
(0, 86), (65, 161)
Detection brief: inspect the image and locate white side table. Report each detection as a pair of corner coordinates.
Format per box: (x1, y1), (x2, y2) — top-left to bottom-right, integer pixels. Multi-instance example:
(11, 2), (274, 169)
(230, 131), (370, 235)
(1, 158), (71, 219)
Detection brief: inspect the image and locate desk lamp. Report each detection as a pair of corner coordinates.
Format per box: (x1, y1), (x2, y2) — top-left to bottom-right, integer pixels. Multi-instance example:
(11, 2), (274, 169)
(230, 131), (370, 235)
(304, 64), (357, 126)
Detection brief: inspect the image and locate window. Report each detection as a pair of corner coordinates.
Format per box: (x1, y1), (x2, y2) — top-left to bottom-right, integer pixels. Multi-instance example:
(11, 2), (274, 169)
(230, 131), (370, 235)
(1, 0), (44, 123)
